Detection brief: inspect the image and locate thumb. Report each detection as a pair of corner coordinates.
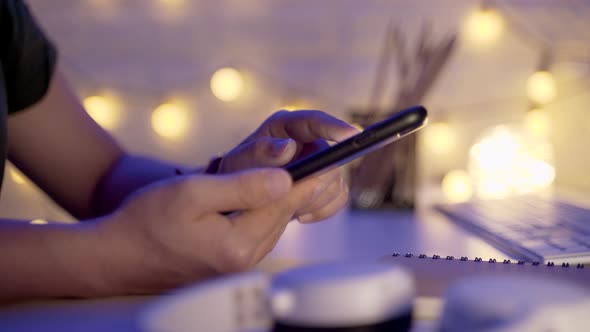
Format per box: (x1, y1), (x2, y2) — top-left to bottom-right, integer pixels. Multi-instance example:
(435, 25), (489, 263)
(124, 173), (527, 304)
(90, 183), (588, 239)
(221, 137), (297, 172)
(188, 168), (293, 214)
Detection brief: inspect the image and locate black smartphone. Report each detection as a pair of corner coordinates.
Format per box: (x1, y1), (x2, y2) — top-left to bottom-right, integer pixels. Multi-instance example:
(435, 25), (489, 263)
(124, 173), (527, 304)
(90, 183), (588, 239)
(284, 105), (428, 181)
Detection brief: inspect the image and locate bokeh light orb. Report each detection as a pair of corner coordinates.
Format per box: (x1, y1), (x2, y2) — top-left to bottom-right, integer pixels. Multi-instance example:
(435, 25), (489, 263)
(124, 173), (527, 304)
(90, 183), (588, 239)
(210, 67), (245, 102)
(424, 122), (456, 155)
(463, 8), (504, 47)
(151, 103), (190, 140)
(83, 95), (121, 130)
(469, 125), (555, 199)
(524, 108), (551, 138)
(442, 169), (473, 203)
(526, 71), (557, 105)
(9, 166), (27, 185)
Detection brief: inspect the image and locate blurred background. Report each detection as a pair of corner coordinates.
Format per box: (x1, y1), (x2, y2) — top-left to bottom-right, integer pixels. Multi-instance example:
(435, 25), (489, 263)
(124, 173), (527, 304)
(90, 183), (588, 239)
(2, 0), (589, 222)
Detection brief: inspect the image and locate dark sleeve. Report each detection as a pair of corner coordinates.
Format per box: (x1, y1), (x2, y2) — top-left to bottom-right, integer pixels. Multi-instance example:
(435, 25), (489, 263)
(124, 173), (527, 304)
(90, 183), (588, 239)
(0, 0), (57, 114)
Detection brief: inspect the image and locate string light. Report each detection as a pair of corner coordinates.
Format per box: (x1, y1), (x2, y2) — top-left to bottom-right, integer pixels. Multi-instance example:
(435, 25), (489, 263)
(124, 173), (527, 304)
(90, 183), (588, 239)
(423, 121), (456, 155)
(524, 108), (551, 138)
(210, 67), (245, 102)
(9, 166), (27, 185)
(151, 102), (190, 140)
(463, 6), (504, 47)
(30, 219), (48, 225)
(469, 125), (555, 199)
(152, 0), (188, 23)
(530, 160), (555, 188)
(158, 0), (185, 7)
(278, 101), (311, 112)
(442, 169), (473, 203)
(83, 94), (122, 130)
(526, 71), (557, 105)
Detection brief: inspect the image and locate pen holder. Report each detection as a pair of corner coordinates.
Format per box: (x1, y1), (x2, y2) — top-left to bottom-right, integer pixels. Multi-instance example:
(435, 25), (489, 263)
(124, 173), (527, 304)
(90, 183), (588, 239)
(348, 111), (417, 210)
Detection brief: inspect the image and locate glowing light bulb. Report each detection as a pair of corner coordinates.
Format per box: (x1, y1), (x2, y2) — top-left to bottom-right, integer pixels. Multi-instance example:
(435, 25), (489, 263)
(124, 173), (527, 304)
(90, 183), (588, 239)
(526, 71), (557, 105)
(463, 7), (504, 47)
(442, 169), (472, 203)
(530, 160), (555, 188)
(210, 67), (245, 102)
(153, 0), (188, 23)
(83, 95), (121, 130)
(151, 103), (190, 140)
(9, 166), (27, 185)
(469, 125), (555, 199)
(158, 0), (185, 6)
(524, 108), (551, 138)
(424, 122), (456, 155)
(30, 219), (48, 225)
(474, 126), (521, 172)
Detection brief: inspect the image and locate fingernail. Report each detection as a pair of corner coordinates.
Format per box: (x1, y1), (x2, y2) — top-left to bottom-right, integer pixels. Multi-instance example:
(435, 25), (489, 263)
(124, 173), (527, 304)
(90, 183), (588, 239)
(298, 214), (314, 223)
(264, 169), (292, 199)
(270, 138), (292, 157)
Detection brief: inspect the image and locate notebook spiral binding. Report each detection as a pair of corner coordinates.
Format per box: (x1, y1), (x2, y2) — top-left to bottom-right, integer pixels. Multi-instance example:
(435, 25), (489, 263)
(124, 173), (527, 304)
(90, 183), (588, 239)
(391, 252), (586, 269)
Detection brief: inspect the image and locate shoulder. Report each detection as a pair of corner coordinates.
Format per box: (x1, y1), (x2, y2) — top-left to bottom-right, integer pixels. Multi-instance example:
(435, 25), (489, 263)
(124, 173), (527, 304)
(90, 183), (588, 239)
(1, 0), (57, 114)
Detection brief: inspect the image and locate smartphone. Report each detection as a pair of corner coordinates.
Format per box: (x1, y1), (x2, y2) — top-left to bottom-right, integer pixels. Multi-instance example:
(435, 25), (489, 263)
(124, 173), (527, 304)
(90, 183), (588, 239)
(284, 105), (428, 181)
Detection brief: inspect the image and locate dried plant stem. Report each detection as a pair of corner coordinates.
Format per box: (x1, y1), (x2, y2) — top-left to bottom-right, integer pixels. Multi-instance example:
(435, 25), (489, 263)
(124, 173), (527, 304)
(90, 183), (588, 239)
(351, 24), (457, 208)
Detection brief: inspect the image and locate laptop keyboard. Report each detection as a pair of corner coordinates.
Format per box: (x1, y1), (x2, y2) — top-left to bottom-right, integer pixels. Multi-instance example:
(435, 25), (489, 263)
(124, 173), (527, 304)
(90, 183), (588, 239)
(436, 195), (590, 264)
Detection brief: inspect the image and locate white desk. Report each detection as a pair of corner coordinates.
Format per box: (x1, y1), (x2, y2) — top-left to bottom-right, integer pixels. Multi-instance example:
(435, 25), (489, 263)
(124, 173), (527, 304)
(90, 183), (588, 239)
(0, 207), (507, 332)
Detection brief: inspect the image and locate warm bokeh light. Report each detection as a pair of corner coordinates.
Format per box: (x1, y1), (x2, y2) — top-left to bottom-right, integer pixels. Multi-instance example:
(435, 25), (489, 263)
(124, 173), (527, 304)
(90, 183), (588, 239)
(530, 160), (556, 188)
(83, 94), (121, 130)
(9, 166), (27, 185)
(151, 102), (190, 140)
(424, 122), (456, 155)
(152, 0), (188, 22)
(278, 102), (311, 112)
(30, 219), (48, 225)
(351, 123), (364, 132)
(210, 67), (245, 102)
(469, 125), (555, 199)
(442, 169), (473, 203)
(524, 108), (551, 138)
(526, 71), (557, 104)
(463, 7), (504, 47)
(158, 0), (185, 7)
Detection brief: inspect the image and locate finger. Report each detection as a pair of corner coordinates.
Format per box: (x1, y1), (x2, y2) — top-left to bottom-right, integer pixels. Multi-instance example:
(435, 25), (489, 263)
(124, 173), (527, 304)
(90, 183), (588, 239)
(230, 175), (317, 243)
(297, 183), (349, 223)
(295, 174), (343, 216)
(182, 168), (292, 215)
(293, 168), (341, 213)
(268, 110), (360, 143)
(296, 139), (329, 160)
(220, 137), (297, 172)
(251, 218), (290, 264)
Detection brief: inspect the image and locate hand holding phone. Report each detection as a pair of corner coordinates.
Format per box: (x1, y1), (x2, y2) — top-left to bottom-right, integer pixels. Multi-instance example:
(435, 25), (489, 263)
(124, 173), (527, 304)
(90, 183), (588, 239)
(284, 105), (428, 181)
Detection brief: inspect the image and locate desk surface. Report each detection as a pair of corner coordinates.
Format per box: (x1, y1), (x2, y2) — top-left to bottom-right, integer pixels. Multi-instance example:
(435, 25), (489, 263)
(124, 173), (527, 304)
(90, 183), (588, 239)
(0, 207), (507, 332)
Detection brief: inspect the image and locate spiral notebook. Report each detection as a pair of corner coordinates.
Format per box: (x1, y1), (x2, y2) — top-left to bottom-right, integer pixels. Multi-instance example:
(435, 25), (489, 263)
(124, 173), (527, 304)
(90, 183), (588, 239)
(380, 253), (590, 297)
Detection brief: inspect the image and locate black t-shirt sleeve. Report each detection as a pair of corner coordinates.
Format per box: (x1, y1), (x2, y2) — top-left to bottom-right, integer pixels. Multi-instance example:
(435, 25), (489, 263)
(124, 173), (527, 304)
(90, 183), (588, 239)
(0, 0), (57, 114)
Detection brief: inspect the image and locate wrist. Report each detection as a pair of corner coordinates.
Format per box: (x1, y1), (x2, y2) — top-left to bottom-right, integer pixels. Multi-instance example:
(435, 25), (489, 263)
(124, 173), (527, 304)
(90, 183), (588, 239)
(89, 214), (165, 295)
(28, 220), (121, 298)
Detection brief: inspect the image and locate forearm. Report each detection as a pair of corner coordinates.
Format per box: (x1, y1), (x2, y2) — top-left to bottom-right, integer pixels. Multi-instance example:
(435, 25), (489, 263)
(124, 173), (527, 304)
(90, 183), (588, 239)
(0, 214), (219, 302)
(0, 219), (129, 302)
(92, 154), (203, 216)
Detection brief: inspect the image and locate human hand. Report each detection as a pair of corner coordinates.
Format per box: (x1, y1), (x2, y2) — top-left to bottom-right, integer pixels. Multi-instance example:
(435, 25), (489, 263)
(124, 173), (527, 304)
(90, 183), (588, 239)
(98, 168), (319, 294)
(218, 110), (360, 223)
